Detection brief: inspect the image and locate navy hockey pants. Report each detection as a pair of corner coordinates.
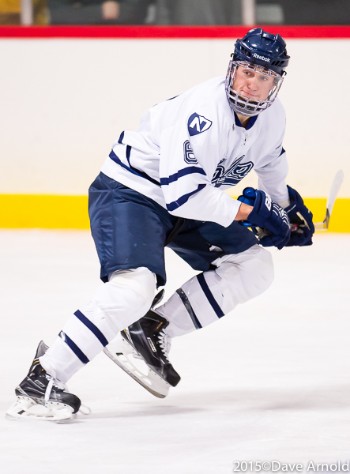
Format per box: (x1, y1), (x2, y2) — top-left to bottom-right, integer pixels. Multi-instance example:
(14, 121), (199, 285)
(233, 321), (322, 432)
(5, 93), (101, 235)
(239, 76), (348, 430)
(88, 172), (258, 287)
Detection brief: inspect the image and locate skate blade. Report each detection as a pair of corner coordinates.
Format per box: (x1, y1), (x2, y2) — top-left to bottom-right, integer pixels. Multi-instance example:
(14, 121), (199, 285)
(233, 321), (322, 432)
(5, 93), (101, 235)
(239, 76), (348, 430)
(104, 335), (170, 399)
(6, 396), (75, 422)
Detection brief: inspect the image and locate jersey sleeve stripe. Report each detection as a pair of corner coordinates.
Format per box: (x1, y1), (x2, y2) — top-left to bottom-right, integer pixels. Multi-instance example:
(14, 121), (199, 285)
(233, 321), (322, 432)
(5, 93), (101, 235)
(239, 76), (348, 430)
(109, 149), (160, 186)
(160, 166), (207, 186)
(197, 273), (224, 318)
(166, 183), (206, 211)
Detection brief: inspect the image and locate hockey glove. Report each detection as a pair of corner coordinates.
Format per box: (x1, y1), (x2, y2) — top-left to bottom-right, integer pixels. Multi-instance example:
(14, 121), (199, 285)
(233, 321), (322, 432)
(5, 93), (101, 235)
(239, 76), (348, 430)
(284, 185), (315, 246)
(238, 187), (291, 250)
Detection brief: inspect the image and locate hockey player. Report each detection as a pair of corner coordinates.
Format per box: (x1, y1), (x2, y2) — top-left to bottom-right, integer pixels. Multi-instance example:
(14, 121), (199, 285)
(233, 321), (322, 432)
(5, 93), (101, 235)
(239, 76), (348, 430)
(7, 28), (314, 420)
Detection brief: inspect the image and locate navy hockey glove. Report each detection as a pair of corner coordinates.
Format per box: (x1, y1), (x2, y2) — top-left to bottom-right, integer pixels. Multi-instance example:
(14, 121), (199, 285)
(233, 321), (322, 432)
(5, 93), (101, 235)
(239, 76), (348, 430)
(238, 187), (291, 250)
(284, 185), (315, 246)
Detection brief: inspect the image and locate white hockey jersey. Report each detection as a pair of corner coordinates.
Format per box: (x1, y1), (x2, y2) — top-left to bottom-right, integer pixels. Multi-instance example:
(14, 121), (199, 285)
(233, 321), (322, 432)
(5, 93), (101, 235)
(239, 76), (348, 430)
(101, 77), (289, 228)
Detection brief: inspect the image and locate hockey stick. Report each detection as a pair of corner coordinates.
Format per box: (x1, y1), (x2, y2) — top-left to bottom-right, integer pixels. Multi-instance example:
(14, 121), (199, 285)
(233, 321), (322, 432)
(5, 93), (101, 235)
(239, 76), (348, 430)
(314, 169), (344, 230)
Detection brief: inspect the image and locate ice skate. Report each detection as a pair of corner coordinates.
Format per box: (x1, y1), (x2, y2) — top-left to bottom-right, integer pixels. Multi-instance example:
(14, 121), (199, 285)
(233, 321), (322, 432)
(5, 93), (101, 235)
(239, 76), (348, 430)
(104, 311), (180, 398)
(6, 341), (81, 421)
(123, 311), (180, 386)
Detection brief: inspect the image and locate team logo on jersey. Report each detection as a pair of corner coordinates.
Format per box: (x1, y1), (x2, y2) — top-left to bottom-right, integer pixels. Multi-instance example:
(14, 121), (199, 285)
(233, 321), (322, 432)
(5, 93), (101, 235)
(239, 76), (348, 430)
(211, 155), (254, 187)
(187, 113), (212, 136)
(183, 140), (198, 164)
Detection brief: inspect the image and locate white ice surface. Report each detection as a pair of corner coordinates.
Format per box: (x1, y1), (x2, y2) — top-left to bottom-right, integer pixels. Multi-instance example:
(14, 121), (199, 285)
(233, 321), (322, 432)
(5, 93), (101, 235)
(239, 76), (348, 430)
(1, 230), (350, 474)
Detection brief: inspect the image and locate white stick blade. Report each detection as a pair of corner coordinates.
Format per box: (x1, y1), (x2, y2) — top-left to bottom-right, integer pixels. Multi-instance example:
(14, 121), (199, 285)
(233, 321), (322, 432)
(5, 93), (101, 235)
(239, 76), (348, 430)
(323, 169), (344, 228)
(326, 169), (344, 216)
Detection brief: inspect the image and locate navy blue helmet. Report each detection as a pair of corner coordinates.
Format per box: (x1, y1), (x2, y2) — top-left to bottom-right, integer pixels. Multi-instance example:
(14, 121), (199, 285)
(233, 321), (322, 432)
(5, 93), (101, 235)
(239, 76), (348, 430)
(233, 28), (290, 77)
(226, 28), (290, 117)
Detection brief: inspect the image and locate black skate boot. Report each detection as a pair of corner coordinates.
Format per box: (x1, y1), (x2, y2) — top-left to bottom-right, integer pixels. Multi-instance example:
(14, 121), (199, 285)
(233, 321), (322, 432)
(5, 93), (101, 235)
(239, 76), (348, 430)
(122, 311), (181, 387)
(7, 341), (81, 420)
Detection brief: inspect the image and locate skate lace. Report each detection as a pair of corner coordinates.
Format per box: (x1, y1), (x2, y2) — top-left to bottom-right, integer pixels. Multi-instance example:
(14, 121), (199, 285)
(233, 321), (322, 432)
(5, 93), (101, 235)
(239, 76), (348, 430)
(44, 374), (91, 415)
(44, 378), (55, 403)
(44, 375), (65, 404)
(158, 329), (171, 360)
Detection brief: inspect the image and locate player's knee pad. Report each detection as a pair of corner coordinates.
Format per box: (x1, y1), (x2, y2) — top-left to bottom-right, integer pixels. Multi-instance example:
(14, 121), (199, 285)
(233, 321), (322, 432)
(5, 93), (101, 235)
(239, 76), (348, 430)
(82, 267), (157, 335)
(106, 266), (156, 314)
(214, 244), (274, 304)
(108, 266), (156, 308)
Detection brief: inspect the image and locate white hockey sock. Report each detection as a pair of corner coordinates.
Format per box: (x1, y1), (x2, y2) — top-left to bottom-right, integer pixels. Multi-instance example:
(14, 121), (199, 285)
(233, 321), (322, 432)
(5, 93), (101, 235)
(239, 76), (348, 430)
(40, 337), (83, 384)
(40, 267), (156, 383)
(157, 245), (274, 338)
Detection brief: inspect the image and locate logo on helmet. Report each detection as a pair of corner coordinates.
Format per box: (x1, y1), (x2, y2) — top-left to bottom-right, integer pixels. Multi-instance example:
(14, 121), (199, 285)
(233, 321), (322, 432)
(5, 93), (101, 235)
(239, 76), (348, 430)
(252, 53), (270, 63)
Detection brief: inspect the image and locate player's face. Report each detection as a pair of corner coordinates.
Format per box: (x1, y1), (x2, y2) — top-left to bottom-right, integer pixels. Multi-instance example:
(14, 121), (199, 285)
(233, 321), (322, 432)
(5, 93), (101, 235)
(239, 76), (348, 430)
(232, 63), (277, 101)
